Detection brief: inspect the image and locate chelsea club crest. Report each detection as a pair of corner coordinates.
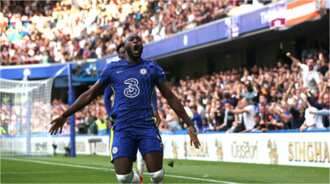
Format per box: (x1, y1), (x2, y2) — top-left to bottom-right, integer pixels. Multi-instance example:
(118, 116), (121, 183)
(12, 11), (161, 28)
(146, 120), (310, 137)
(140, 68), (147, 75)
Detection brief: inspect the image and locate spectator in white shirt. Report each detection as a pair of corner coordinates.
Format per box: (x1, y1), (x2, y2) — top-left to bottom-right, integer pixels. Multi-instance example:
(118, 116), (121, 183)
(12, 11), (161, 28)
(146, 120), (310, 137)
(287, 52), (321, 94)
(227, 98), (256, 132)
(300, 106), (325, 131)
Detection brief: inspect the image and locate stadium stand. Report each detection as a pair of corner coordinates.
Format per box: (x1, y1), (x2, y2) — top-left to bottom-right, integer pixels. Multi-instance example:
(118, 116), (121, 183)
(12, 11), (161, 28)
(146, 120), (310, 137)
(0, 0), (277, 65)
(3, 50), (326, 135)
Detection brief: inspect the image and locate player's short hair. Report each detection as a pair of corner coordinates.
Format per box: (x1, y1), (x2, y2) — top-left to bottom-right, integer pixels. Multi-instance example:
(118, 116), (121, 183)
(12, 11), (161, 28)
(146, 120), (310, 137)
(124, 34), (141, 45)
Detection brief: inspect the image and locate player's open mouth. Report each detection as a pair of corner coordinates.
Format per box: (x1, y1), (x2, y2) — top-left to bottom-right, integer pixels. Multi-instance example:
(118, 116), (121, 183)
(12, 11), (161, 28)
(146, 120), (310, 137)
(132, 45), (141, 54)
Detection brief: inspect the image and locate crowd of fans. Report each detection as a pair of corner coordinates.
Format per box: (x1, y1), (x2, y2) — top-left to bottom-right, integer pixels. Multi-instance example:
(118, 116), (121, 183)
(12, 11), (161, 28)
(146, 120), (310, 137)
(51, 98), (108, 135)
(0, 49), (329, 135)
(0, 102), (51, 135)
(0, 0), (273, 65)
(156, 50), (330, 133)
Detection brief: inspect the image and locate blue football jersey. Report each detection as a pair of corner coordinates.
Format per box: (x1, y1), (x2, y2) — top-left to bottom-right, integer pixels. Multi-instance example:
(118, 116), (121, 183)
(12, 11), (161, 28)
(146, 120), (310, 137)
(99, 59), (165, 130)
(104, 86), (158, 118)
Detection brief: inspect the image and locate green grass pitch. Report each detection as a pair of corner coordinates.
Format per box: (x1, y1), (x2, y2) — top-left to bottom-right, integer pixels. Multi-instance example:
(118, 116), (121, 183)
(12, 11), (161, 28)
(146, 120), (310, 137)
(1, 155), (329, 183)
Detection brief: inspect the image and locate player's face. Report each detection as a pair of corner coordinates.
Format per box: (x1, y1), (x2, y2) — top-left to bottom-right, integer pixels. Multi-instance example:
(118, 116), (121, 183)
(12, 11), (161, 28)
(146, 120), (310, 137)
(125, 35), (143, 59)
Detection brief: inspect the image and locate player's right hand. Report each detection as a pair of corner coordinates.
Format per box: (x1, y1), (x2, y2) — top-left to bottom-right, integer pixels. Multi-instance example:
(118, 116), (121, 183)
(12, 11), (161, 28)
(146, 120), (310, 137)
(188, 126), (201, 149)
(49, 116), (67, 135)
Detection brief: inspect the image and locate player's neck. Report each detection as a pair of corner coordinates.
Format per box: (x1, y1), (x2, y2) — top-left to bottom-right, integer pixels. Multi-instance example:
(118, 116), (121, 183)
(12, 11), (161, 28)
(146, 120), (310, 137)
(127, 57), (142, 65)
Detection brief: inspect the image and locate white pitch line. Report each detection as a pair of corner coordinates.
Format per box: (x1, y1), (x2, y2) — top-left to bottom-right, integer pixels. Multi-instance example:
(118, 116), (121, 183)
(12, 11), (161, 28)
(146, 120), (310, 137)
(3, 158), (239, 184)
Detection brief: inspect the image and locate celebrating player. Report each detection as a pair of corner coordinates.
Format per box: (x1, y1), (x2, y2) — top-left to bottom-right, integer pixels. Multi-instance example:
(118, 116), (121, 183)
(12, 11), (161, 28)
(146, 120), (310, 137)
(104, 42), (161, 183)
(49, 34), (200, 184)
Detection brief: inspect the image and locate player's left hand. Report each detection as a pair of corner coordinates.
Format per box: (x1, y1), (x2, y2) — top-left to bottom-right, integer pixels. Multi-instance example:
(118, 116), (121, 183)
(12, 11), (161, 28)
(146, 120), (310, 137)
(188, 126), (201, 149)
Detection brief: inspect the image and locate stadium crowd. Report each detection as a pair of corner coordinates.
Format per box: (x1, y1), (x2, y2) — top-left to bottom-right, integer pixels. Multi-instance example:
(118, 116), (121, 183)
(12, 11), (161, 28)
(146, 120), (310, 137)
(0, 101), (51, 135)
(157, 51), (330, 133)
(1, 0), (273, 65)
(51, 98), (108, 135)
(0, 50), (329, 135)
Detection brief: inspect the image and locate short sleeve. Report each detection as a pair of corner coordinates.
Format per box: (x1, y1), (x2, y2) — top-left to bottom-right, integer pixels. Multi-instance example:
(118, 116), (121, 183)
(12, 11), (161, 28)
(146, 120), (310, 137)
(151, 89), (158, 112)
(104, 86), (113, 116)
(99, 65), (112, 85)
(152, 62), (166, 85)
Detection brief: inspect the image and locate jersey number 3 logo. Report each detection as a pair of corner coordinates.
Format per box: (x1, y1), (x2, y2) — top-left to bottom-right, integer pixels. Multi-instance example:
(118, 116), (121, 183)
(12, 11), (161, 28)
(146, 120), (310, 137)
(124, 78), (140, 98)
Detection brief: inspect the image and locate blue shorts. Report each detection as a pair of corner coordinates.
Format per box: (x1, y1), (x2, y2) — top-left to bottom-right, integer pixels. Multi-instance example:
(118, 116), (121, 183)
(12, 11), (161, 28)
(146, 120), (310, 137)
(109, 127), (163, 162)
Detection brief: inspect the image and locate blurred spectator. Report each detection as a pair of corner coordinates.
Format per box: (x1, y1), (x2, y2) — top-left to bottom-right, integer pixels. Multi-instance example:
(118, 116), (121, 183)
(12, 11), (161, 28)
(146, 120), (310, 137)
(191, 106), (203, 132)
(0, 124), (7, 135)
(227, 98), (257, 132)
(165, 109), (182, 132)
(287, 52), (321, 94)
(214, 102), (235, 131)
(95, 117), (107, 135)
(299, 106), (324, 131)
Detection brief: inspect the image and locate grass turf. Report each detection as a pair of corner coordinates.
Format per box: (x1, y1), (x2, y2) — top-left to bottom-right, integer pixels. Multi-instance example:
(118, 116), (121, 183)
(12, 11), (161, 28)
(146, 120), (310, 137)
(1, 155), (329, 183)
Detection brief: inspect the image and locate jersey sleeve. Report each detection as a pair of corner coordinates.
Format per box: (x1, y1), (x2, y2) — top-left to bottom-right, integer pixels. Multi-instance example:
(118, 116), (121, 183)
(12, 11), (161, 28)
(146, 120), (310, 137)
(104, 86), (113, 116)
(99, 65), (112, 86)
(151, 89), (158, 113)
(152, 62), (166, 85)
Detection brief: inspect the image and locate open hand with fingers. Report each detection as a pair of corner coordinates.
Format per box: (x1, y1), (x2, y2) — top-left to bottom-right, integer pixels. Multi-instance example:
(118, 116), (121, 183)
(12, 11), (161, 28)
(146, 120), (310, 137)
(188, 126), (201, 149)
(49, 116), (67, 135)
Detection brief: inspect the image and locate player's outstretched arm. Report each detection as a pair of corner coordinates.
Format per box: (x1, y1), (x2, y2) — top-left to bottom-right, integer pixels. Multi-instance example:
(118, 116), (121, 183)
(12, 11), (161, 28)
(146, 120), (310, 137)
(49, 81), (105, 135)
(157, 81), (201, 149)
